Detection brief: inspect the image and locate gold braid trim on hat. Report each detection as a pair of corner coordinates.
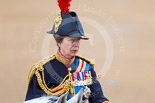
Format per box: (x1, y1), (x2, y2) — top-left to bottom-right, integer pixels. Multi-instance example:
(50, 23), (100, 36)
(76, 55), (95, 66)
(27, 55), (75, 96)
(54, 12), (62, 33)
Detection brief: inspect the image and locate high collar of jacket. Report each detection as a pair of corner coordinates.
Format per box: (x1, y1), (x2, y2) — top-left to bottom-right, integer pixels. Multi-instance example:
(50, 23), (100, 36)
(55, 49), (75, 66)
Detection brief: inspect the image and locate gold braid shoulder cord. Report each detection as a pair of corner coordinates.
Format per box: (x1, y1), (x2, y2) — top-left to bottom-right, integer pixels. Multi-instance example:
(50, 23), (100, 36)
(27, 55), (75, 97)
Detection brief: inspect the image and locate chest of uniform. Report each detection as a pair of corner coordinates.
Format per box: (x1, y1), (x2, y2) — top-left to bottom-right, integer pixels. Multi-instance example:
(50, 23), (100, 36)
(72, 58), (93, 86)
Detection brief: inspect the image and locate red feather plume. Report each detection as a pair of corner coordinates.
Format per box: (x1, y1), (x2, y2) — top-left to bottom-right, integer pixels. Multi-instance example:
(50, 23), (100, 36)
(57, 0), (72, 13)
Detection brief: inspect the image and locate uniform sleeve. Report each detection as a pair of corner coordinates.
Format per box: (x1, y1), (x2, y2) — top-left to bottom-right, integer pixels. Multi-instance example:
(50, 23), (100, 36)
(88, 64), (110, 103)
(25, 65), (58, 101)
(25, 75), (46, 101)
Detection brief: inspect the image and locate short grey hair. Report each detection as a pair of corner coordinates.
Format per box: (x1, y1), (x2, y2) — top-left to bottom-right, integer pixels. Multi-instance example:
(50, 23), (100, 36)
(53, 34), (64, 48)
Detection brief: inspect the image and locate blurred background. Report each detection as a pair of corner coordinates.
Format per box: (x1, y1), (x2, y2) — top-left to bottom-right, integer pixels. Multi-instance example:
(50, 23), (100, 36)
(0, 0), (155, 103)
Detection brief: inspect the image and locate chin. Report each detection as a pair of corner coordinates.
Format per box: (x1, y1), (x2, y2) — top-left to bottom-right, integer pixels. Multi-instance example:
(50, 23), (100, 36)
(70, 52), (78, 57)
(71, 54), (76, 57)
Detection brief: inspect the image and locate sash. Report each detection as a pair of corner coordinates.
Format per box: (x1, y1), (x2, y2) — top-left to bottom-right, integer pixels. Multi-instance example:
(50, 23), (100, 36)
(67, 58), (92, 100)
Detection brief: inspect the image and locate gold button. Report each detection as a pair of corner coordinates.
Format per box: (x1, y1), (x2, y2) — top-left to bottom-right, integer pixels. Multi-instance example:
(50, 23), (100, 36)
(68, 68), (72, 72)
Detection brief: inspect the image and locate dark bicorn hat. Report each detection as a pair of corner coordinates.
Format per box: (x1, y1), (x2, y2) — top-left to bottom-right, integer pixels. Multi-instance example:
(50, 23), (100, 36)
(47, 0), (89, 40)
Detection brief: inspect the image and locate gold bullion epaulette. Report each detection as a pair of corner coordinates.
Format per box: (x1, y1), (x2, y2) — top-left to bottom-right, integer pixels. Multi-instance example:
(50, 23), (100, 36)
(76, 55), (95, 66)
(27, 55), (56, 88)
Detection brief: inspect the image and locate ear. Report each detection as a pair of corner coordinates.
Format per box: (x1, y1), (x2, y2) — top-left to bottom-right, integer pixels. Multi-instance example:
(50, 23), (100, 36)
(57, 42), (61, 48)
(56, 93), (68, 103)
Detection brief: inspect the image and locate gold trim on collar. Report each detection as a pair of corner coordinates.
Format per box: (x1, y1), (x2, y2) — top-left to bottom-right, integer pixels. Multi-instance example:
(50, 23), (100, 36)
(55, 50), (75, 65)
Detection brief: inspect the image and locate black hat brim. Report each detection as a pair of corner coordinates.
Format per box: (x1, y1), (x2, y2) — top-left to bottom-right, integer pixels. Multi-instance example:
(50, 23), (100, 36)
(47, 30), (89, 40)
(68, 33), (89, 40)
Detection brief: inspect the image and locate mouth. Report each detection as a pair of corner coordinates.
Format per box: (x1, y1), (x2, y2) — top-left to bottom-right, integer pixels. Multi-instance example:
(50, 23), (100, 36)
(71, 50), (78, 53)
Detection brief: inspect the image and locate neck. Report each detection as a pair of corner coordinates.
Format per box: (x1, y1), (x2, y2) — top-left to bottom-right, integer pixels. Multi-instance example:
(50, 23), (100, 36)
(55, 49), (75, 65)
(60, 49), (72, 59)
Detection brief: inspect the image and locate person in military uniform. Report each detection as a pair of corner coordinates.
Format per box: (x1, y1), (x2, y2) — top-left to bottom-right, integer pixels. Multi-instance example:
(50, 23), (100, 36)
(25, 0), (110, 103)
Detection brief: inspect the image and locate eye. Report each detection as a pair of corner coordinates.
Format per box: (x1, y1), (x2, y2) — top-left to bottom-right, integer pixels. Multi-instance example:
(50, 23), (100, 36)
(67, 38), (80, 43)
(71, 39), (75, 41)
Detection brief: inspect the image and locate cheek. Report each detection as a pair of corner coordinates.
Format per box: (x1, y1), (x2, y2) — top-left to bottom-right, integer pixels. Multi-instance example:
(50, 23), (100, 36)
(66, 44), (73, 51)
(61, 42), (72, 53)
